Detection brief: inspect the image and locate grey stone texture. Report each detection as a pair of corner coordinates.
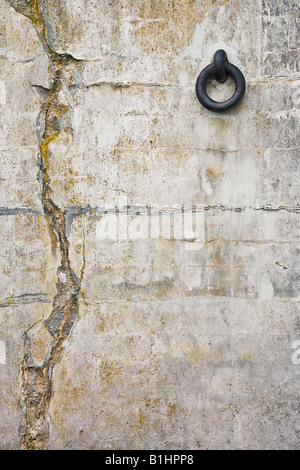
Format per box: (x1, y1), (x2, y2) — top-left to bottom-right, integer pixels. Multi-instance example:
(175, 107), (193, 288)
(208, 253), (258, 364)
(0, 0), (299, 450)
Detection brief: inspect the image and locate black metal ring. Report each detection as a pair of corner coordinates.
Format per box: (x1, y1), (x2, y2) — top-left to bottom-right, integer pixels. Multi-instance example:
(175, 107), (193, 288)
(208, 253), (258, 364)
(195, 52), (246, 112)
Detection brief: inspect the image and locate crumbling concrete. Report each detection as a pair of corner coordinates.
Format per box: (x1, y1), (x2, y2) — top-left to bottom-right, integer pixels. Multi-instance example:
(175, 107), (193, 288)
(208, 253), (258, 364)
(0, 0), (299, 450)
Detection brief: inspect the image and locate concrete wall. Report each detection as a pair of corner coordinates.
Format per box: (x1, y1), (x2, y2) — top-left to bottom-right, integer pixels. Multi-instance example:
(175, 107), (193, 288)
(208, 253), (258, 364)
(0, 0), (299, 450)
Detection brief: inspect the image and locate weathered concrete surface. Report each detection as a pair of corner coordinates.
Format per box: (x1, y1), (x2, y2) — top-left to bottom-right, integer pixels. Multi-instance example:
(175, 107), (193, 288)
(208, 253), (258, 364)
(0, 0), (299, 450)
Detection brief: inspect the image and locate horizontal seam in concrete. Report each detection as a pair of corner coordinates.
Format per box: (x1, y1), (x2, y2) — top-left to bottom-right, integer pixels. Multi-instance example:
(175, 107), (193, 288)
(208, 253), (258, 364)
(0, 294), (52, 308)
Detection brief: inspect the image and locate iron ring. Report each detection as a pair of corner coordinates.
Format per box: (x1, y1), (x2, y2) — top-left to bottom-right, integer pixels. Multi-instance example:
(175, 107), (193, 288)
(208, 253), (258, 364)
(195, 57), (246, 112)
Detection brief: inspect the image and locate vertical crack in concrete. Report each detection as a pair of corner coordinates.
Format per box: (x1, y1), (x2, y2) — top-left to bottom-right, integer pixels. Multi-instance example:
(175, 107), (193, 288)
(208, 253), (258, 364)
(6, 0), (86, 449)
